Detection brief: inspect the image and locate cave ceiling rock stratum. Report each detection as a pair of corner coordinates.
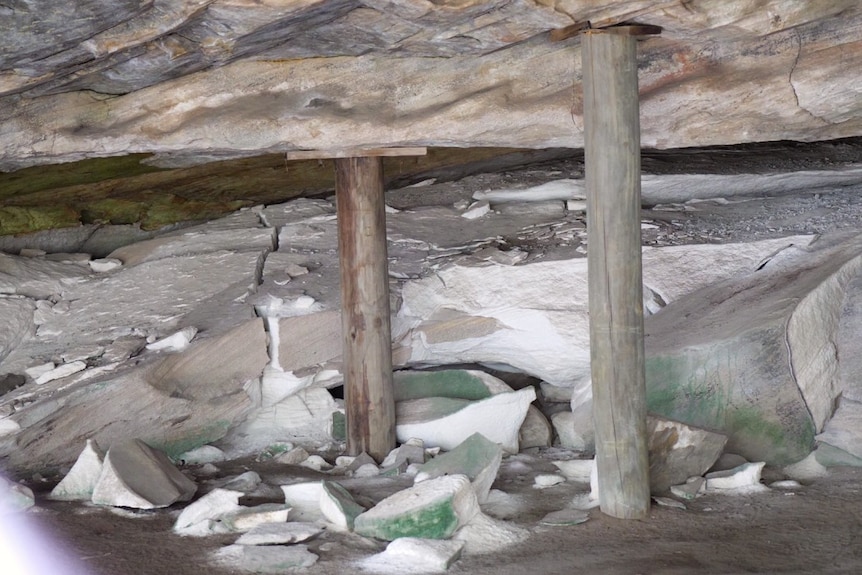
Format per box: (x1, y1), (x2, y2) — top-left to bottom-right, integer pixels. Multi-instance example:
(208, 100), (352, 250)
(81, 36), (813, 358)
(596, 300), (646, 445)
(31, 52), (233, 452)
(1, 0), (861, 169)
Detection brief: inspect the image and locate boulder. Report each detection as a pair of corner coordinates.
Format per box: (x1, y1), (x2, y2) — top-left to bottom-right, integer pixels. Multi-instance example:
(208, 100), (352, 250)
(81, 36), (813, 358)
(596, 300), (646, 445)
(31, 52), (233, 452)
(354, 475), (480, 541)
(645, 235), (862, 465)
(396, 387), (536, 453)
(91, 439), (197, 509)
(280, 482), (326, 522)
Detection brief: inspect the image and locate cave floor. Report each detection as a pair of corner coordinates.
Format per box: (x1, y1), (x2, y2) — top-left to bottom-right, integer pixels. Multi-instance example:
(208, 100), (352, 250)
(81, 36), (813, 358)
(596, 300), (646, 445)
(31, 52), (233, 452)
(17, 463), (862, 575)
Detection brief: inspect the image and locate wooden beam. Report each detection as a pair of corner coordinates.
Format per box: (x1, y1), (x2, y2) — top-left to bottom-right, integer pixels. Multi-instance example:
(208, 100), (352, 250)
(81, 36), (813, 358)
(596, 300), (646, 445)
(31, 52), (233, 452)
(335, 155), (396, 462)
(583, 29), (651, 519)
(287, 147), (427, 161)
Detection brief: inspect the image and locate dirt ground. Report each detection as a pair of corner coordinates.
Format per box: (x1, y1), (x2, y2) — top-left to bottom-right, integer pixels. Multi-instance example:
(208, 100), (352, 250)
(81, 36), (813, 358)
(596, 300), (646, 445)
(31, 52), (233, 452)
(13, 460), (862, 575)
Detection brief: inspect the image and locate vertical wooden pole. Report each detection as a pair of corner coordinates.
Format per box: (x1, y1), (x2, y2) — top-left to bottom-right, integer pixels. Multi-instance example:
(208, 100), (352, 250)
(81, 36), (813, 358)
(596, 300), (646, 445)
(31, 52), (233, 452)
(583, 30), (651, 519)
(335, 156), (396, 462)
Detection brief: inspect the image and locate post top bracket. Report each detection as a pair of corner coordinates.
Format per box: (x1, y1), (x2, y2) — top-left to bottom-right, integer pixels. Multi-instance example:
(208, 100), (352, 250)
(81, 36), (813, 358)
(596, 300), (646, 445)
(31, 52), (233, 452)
(286, 147), (427, 161)
(551, 21), (662, 42)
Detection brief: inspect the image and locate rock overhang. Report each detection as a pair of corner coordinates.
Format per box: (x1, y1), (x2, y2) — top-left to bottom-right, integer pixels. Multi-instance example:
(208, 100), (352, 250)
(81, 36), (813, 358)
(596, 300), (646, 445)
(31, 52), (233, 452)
(0, 0), (861, 170)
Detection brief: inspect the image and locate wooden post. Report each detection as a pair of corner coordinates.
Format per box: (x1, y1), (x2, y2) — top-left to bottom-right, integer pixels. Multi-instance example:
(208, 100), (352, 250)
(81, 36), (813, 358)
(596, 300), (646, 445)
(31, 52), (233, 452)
(583, 29), (651, 519)
(286, 147), (426, 462)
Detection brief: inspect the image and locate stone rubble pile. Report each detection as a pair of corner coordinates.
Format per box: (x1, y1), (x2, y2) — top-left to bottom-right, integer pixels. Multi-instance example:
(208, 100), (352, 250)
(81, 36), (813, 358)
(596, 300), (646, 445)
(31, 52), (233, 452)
(2, 173), (862, 481)
(2, 423), (816, 573)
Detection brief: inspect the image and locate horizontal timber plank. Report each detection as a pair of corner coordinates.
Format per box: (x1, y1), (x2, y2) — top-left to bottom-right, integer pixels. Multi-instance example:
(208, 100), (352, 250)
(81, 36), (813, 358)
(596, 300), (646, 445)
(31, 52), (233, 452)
(287, 147), (427, 161)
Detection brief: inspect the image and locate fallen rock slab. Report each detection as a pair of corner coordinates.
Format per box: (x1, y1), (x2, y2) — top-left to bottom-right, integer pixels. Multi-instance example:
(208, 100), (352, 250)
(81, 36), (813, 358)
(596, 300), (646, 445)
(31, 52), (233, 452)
(91, 439), (197, 509)
(354, 475), (479, 541)
(214, 543), (318, 573)
(235, 522), (322, 546)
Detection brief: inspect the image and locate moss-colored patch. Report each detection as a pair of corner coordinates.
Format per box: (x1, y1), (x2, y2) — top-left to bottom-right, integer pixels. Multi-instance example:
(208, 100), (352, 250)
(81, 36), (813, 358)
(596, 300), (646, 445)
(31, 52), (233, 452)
(138, 193), (247, 230)
(393, 370), (494, 402)
(80, 198), (147, 225)
(0, 206), (81, 235)
(358, 497), (459, 541)
(0, 154), (164, 200)
(331, 411), (346, 441)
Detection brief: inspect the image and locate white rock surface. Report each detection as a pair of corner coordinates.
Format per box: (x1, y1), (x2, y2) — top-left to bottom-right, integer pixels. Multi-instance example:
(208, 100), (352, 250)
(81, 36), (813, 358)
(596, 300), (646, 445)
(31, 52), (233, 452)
(91, 439), (197, 509)
(533, 474), (566, 488)
(704, 462), (769, 494)
(49, 439), (105, 501)
(146, 327), (198, 352)
(221, 504), (291, 532)
(88, 258), (123, 273)
(0, 476), (34, 514)
(34, 361), (86, 385)
(320, 481), (364, 531)
(280, 482), (326, 522)
(396, 387), (536, 454)
(452, 512), (529, 555)
(551, 459), (593, 483)
(174, 488), (243, 536)
(235, 522), (323, 546)
(360, 537), (464, 574)
(176, 445), (226, 465)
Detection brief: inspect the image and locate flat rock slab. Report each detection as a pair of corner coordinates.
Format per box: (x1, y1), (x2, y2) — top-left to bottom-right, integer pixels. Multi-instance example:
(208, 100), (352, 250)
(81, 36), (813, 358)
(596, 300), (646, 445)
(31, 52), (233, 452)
(320, 481), (364, 531)
(91, 438), (197, 509)
(539, 509), (590, 526)
(215, 543), (318, 573)
(354, 475), (479, 541)
(235, 522), (322, 546)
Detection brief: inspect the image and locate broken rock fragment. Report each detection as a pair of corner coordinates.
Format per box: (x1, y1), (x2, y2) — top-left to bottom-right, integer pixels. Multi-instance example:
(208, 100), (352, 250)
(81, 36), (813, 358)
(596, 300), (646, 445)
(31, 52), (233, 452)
(91, 439), (197, 509)
(648, 416), (727, 493)
(48, 439), (104, 501)
(354, 475), (479, 541)
(319, 481), (364, 531)
(214, 544), (318, 573)
(360, 537), (465, 574)
(414, 432), (502, 504)
(704, 462), (768, 494)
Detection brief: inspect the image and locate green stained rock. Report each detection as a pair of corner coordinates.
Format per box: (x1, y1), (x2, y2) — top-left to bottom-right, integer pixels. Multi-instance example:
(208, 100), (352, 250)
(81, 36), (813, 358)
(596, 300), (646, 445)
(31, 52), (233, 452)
(354, 474), (479, 541)
(393, 370), (496, 402)
(414, 432), (502, 503)
(320, 481), (364, 531)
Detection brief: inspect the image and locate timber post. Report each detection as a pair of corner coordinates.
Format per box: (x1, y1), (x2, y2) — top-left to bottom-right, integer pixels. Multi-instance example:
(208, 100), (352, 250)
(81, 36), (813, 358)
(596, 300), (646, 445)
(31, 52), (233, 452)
(581, 25), (659, 519)
(286, 147), (427, 462)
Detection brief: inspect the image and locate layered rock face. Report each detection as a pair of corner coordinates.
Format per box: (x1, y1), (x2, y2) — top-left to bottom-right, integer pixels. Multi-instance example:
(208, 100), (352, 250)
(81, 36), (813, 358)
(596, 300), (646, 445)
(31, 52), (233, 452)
(1, 0), (861, 169)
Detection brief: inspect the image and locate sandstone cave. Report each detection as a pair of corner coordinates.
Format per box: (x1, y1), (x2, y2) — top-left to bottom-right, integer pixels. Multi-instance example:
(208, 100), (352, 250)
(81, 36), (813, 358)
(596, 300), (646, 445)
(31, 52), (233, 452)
(2, 2), (862, 574)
